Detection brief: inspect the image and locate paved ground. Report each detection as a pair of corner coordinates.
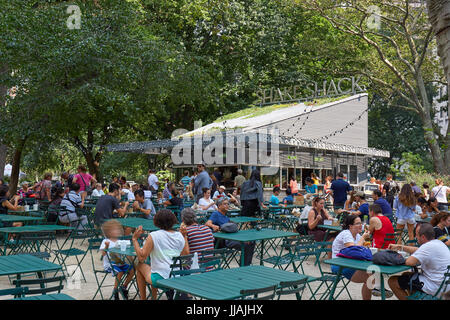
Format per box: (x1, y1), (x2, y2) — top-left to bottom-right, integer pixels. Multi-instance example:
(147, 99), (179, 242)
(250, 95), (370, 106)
(0, 232), (401, 300)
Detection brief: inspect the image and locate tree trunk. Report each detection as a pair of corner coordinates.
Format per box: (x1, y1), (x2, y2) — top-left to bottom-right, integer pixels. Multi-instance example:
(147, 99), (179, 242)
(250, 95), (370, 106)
(9, 138), (26, 196)
(0, 144), (6, 180)
(0, 64), (8, 180)
(426, 0), (450, 173)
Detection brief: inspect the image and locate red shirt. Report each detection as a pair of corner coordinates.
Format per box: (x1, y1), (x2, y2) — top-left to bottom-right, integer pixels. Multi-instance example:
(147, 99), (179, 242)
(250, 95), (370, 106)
(372, 215), (395, 249)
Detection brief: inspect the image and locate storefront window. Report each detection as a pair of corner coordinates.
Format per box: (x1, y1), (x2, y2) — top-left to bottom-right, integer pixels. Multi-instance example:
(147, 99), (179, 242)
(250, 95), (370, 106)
(281, 168), (288, 189)
(350, 165), (358, 184)
(262, 169), (280, 188)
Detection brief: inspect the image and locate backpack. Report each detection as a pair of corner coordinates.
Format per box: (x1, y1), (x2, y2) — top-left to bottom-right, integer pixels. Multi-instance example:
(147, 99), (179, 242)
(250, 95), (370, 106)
(337, 245), (373, 261)
(372, 250), (405, 266)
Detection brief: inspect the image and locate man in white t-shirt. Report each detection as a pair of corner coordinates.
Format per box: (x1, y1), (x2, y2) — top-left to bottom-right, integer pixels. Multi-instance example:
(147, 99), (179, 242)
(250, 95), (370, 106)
(431, 179), (449, 211)
(147, 169), (159, 192)
(388, 223), (450, 300)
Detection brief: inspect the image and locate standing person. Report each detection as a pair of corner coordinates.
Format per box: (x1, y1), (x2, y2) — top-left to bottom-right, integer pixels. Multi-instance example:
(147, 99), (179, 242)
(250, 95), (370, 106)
(388, 223), (450, 300)
(72, 165), (96, 198)
(193, 163), (212, 203)
(213, 168), (223, 186)
(330, 172), (352, 209)
(210, 173), (218, 197)
(94, 183), (129, 227)
(324, 175), (333, 198)
(60, 172), (74, 193)
(310, 172), (319, 185)
(234, 169), (246, 189)
(383, 174), (399, 209)
(422, 183), (431, 201)
(147, 169), (159, 193)
(431, 179), (449, 211)
(289, 176), (299, 198)
(394, 184), (417, 243)
(372, 189), (393, 221)
(132, 209), (189, 300)
(240, 169), (267, 218)
(410, 181), (421, 195)
(179, 170), (191, 191)
(34, 172), (53, 202)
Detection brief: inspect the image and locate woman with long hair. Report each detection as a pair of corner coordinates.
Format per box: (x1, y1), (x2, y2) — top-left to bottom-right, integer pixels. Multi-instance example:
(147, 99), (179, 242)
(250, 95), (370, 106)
(240, 169), (267, 218)
(308, 197), (335, 245)
(394, 184), (416, 242)
(430, 212), (450, 246)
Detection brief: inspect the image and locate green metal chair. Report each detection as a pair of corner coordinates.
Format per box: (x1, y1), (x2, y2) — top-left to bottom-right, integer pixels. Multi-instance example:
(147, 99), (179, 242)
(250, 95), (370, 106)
(13, 275), (66, 296)
(407, 265), (450, 300)
(239, 285), (277, 300)
(89, 238), (114, 300)
(0, 287), (29, 299)
(276, 278), (309, 300)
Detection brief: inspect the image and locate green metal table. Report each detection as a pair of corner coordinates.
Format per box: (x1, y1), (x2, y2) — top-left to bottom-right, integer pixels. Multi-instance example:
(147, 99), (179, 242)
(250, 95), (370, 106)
(8, 210), (43, 217)
(117, 217), (179, 232)
(229, 217), (262, 230)
(324, 257), (411, 300)
(11, 293), (75, 300)
(0, 254), (62, 286)
(157, 265), (310, 300)
(213, 228), (298, 267)
(0, 225), (74, 255)
(0, 215), (44, 224)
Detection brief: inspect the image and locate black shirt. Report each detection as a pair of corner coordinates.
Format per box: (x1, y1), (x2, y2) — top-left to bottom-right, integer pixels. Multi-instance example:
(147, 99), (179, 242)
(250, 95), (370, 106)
(94, 195), (120, 226)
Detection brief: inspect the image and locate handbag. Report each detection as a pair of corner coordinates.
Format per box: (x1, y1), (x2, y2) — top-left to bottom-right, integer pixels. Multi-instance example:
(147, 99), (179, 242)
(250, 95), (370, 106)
(372, 250), (405, 266)
(79, 174), (93, 194)
(337, 245), (373, 261)
(220, 222), (239, 233)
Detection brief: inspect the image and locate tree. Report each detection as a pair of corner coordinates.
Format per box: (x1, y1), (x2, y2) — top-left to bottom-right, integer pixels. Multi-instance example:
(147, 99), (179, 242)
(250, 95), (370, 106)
(300, 0), (449, 174)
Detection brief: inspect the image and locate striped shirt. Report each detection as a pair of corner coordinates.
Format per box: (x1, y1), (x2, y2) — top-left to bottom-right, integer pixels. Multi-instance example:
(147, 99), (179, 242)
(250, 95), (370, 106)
(186, 224), (214, 254)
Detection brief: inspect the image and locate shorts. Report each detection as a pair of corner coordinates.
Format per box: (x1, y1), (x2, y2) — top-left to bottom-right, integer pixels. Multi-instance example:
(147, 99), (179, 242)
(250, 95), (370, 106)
(105, 263), (133, 274)
(151, 272), (164, 288)
(396, 218), (416, 225)
(397, 272), (424, 293)
(331, 265), (356, 280)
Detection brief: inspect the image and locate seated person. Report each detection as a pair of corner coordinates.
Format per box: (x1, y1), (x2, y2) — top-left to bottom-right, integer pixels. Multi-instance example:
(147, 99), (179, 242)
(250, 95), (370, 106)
(331, 215), (372, 300)
(132, 209), (189, 300)
(351, 191), (369, 222)
(0, 185), (23, 229)
(307, 196), (335, 242)
(205, 198), (255, 266)
(430, 212), (450, 246)
(133, 189), (157, 219)
(156, 192), (164, 205)
(367, 204), (395, 249)
(388, 223), (450, 300)
(270, 186), (281, 214)
(59, 183), (89, 230)
(282, 188), (294, 205)
(227, 188), (240, 207)
(372, 189), (393, 221)
(212, 185), (228, 201)
(344, 190), (358, 211)
(425, 197), (440, 218)
(179, 208), (214, 257)
(163, 189), (184, 210)
(304, 178), (318, 199)
(94, 183), (129, 228)
(198, 188), (217, 211)
(92, 183), (105, 197)
(100, 219), (135, 300)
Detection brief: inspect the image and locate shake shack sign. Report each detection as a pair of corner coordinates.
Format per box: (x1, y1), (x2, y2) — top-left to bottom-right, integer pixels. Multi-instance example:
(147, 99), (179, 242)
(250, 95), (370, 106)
(255, 77), (366, 105)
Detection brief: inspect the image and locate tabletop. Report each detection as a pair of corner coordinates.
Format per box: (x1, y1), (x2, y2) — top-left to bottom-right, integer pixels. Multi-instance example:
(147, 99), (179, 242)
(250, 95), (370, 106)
(213, 228), (297, 242)
(105, 246), (137, 257)
(157, 265), (310, 300)
(0, 215), (44, 223)
(11, 293), (76, 300)
(0, 254), (62, 276)
(229, 217), (262, 224)
(0, 225), (74, 234)
(324, 257), (411, 275)
(117, 217), (180, 232)
(317, 225), (342, 232)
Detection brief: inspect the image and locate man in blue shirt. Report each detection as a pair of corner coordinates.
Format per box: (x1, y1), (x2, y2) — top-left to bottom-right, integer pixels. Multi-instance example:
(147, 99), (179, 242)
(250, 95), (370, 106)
(372, 190), (393, 220)
(205, 198), (255, 266)
(193, 164), (212, 203)
(330, 172), (352, 209)
(353, 191), (369, 222)
(179, 170), (192, 191)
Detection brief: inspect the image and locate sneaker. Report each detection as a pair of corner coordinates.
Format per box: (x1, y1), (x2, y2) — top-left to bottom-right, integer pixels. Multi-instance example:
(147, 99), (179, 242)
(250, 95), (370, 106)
(372, 288), (393, 298)
(120, 287), (129, 300)
(113, 289), (120, 300)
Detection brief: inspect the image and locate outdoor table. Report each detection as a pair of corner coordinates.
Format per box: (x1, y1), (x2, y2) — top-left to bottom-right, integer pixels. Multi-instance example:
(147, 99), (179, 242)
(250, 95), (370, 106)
(317, 224), (342, 240)
(0, 254), (62, 281)
(0, 215), (44, 224)
(0, 225), (74, 255)
(229, 216), (262, 230)
(123, 211), (147, 218)
(415, 217), (432, 223)
(9, 210), (43, 217)
(117, 217), (180, 232)
(157, 265), (311, 300)
(213, 228), (297, 267)
(11, 293), (76, 300)
(323, 257), (411, 300)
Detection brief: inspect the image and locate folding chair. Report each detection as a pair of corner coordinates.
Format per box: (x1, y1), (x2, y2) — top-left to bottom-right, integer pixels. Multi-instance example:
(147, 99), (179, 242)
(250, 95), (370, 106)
(0, 287), (29, 299)
(239, 285), (277, 300)
(13, 275), (66, 296)
(407, 265), (450, 300)
(89, 238), (115, 300)
(276, 278), (309, 300)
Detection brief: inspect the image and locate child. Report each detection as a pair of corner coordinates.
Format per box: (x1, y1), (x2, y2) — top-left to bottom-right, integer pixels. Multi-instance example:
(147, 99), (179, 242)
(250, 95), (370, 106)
(282, 188), (294, 205)
(270, 187), (281, 214)
(100, 219), (135, 300)
(157, 192), (164, 205)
